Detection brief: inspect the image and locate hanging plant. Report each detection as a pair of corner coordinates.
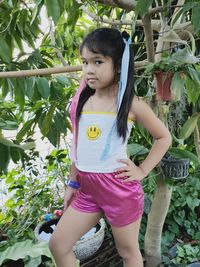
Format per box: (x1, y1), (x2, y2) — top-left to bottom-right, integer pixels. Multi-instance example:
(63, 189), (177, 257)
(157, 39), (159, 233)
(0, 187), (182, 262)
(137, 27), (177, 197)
(145, 48), (200, 102)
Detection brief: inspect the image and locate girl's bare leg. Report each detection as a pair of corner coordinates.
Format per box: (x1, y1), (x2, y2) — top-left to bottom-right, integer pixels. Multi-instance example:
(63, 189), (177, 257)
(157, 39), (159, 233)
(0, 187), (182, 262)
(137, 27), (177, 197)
(49, 206), (102, 267)
(111, 218), (143, 267)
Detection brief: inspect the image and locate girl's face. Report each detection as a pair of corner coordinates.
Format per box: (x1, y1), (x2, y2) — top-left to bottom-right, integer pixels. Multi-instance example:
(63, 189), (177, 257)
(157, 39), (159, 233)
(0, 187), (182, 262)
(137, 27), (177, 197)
(81, 47), (117, 91)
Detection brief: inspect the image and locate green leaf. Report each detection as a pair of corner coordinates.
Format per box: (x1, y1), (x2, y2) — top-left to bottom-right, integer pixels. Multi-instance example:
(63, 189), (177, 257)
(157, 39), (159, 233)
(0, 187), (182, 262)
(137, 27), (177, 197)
(0, 143), (10, 173)
(54, 112), (67, 135)
(10, 147), (21, 163)
(136, 0), (154, 17)
(127, 143), (149, 157)
(16, 119), (35, 142)
(0, 35), (11, 63)
(160, 30), (187, 45)
(186, 196), (200, 212)
(0, 120), (18, 130)
(37, 78), (50, 99)
(2, 79), (14, 99)
(20, 142), (35, 150)
(40, 104), (56, 136)
(171, 47), (199, 64)
(45, 0), (61, 24)
(46, 121), (59, 147)
(185, 77), (200, 106)
(171, 72), (184, 101)
(0, 240), (52, 265)
(187, 67), (200, 84)
(14, 79), (25, 110)
(25, 256), (41, 267)
(0, 136), (35, 150)
(4, 199), (15, 208)
(25, 77), (36, 99)
(179, 113), (200, 140)
(192, 3), (200, 34)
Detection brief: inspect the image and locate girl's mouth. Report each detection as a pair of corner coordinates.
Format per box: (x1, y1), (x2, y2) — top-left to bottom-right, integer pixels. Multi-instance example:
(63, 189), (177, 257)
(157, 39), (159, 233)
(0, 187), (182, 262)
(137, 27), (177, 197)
(87, 78), (97, 82)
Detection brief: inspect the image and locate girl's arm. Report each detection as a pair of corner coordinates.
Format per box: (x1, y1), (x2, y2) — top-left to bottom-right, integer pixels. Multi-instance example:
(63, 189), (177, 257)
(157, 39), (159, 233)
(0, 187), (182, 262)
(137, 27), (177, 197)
(115, 96), (172, 181)
(64, 162), (78, 211)
(68, 162), (78, 181)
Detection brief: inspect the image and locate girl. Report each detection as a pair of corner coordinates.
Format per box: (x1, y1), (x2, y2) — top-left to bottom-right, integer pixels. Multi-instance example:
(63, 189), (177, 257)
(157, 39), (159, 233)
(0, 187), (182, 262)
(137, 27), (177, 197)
(49, 28), (172, 267)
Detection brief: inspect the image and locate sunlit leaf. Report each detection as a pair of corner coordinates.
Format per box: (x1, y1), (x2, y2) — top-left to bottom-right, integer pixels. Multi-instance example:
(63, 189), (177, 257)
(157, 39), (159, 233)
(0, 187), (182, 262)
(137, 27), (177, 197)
(0, 240), (52, 265)
(179, 113), (200, 140)
(171, 72), (185, 101)
(45, 0), (61, 24)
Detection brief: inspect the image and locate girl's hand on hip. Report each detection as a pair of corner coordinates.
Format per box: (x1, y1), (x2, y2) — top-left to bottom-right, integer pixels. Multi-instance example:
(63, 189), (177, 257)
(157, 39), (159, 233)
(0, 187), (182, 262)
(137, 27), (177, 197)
(64, 187), (77, 211)
(115, 158), (146, 182)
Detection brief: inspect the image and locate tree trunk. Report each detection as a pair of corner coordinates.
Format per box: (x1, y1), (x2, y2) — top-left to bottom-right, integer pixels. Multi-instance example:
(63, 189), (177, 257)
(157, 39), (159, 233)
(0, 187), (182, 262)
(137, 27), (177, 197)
(144, 176), (172, 267)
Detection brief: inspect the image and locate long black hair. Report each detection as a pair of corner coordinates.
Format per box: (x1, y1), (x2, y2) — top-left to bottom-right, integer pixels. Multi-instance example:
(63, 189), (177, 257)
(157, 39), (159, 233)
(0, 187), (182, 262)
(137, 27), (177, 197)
(76, 27), (135, 141)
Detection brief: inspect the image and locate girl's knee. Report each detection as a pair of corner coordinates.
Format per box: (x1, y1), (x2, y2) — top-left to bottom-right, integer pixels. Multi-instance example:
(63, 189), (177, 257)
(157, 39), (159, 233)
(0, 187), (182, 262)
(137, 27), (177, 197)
(48, 234), (72, 256)
(116, 244), (141, 260)
(48, 235), (59, 255)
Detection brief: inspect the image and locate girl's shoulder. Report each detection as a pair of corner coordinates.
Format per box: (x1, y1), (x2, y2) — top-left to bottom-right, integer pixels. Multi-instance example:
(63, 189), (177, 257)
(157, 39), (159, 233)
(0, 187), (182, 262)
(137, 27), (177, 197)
(129, 95), (143, 119)
(130, 96), (152, 121)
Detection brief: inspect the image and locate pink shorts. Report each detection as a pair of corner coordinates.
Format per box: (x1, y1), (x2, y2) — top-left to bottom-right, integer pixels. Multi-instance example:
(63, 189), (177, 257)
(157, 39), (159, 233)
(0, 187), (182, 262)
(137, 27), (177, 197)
(71, 170), (144, 227)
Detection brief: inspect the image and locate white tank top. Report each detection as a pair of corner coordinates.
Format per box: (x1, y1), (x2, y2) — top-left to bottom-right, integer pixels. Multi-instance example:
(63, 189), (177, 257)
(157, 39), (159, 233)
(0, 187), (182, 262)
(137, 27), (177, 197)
(76, 112), (133, 173)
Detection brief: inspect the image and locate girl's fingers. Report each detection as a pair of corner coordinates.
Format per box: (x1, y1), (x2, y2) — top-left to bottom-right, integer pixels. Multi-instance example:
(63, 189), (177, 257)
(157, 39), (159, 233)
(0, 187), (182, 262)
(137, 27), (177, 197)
(115, 170), (133, 178)
(117, 158), (131, 165)
(115, 171), (128, 178)
(123, 177), (138, 182)
(115, 166), (129, 173)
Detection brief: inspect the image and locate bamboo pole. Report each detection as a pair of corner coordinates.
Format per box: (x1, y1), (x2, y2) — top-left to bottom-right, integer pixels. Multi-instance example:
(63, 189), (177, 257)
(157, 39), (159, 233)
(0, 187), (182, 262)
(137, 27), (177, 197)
(0, 61), (147, 79)
(0, 65), (82, 78)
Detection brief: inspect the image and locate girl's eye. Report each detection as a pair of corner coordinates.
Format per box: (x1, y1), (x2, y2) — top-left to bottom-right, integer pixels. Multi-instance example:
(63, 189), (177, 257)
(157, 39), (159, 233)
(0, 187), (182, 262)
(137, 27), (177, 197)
(95, 60), (103, 65)
(82, 61), (88, 65)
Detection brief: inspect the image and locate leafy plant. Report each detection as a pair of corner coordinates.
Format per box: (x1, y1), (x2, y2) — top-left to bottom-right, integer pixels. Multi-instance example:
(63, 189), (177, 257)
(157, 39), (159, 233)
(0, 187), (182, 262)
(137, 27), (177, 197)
(0, 240), (53, 267)
(161, 172), (200, 252)
(171, 243), (200, 266)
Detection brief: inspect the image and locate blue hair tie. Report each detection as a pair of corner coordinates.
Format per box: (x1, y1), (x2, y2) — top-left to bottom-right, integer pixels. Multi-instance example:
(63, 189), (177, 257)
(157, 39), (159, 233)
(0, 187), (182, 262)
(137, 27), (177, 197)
(117, 37), (132, 111)
(100, 37), (131, 161)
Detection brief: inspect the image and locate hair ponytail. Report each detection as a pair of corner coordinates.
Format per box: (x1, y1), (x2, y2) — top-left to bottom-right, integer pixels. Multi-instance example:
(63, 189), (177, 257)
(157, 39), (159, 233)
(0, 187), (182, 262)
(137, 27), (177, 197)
(117, 32), (135, 141)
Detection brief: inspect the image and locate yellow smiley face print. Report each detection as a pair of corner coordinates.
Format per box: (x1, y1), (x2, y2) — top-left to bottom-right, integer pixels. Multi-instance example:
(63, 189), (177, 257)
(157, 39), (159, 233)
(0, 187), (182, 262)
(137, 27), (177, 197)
(86, 125), (101, 140)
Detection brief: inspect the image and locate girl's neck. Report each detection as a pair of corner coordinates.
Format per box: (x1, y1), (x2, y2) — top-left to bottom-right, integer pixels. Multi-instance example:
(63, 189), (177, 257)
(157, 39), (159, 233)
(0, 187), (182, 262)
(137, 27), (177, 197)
(94, 83), (118, 98)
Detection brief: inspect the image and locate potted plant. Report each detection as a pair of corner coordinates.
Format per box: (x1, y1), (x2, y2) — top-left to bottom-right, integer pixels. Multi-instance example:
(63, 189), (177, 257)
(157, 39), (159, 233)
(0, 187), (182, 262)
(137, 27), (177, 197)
(34, 213), (106, 261)
(145, 47), (200, 101)
(161, 152), (190, 180)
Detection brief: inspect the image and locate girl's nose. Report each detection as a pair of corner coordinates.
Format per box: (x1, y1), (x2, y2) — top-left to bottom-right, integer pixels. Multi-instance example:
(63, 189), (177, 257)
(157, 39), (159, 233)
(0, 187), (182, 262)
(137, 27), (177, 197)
(85, 64), (95, 74)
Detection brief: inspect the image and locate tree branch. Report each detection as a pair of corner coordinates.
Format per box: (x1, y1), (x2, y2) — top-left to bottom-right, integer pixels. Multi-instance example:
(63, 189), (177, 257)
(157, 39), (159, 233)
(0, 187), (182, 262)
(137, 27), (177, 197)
(79, 3), (161, 30)
(142, 14), (155, 62)
(79, 3), (133, 25)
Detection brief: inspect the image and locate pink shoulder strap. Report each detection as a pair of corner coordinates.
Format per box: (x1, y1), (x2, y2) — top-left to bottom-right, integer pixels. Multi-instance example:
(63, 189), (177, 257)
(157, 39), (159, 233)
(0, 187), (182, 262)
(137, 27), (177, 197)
(70, 79), (86, 129)
(69, 79), (86, 161)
